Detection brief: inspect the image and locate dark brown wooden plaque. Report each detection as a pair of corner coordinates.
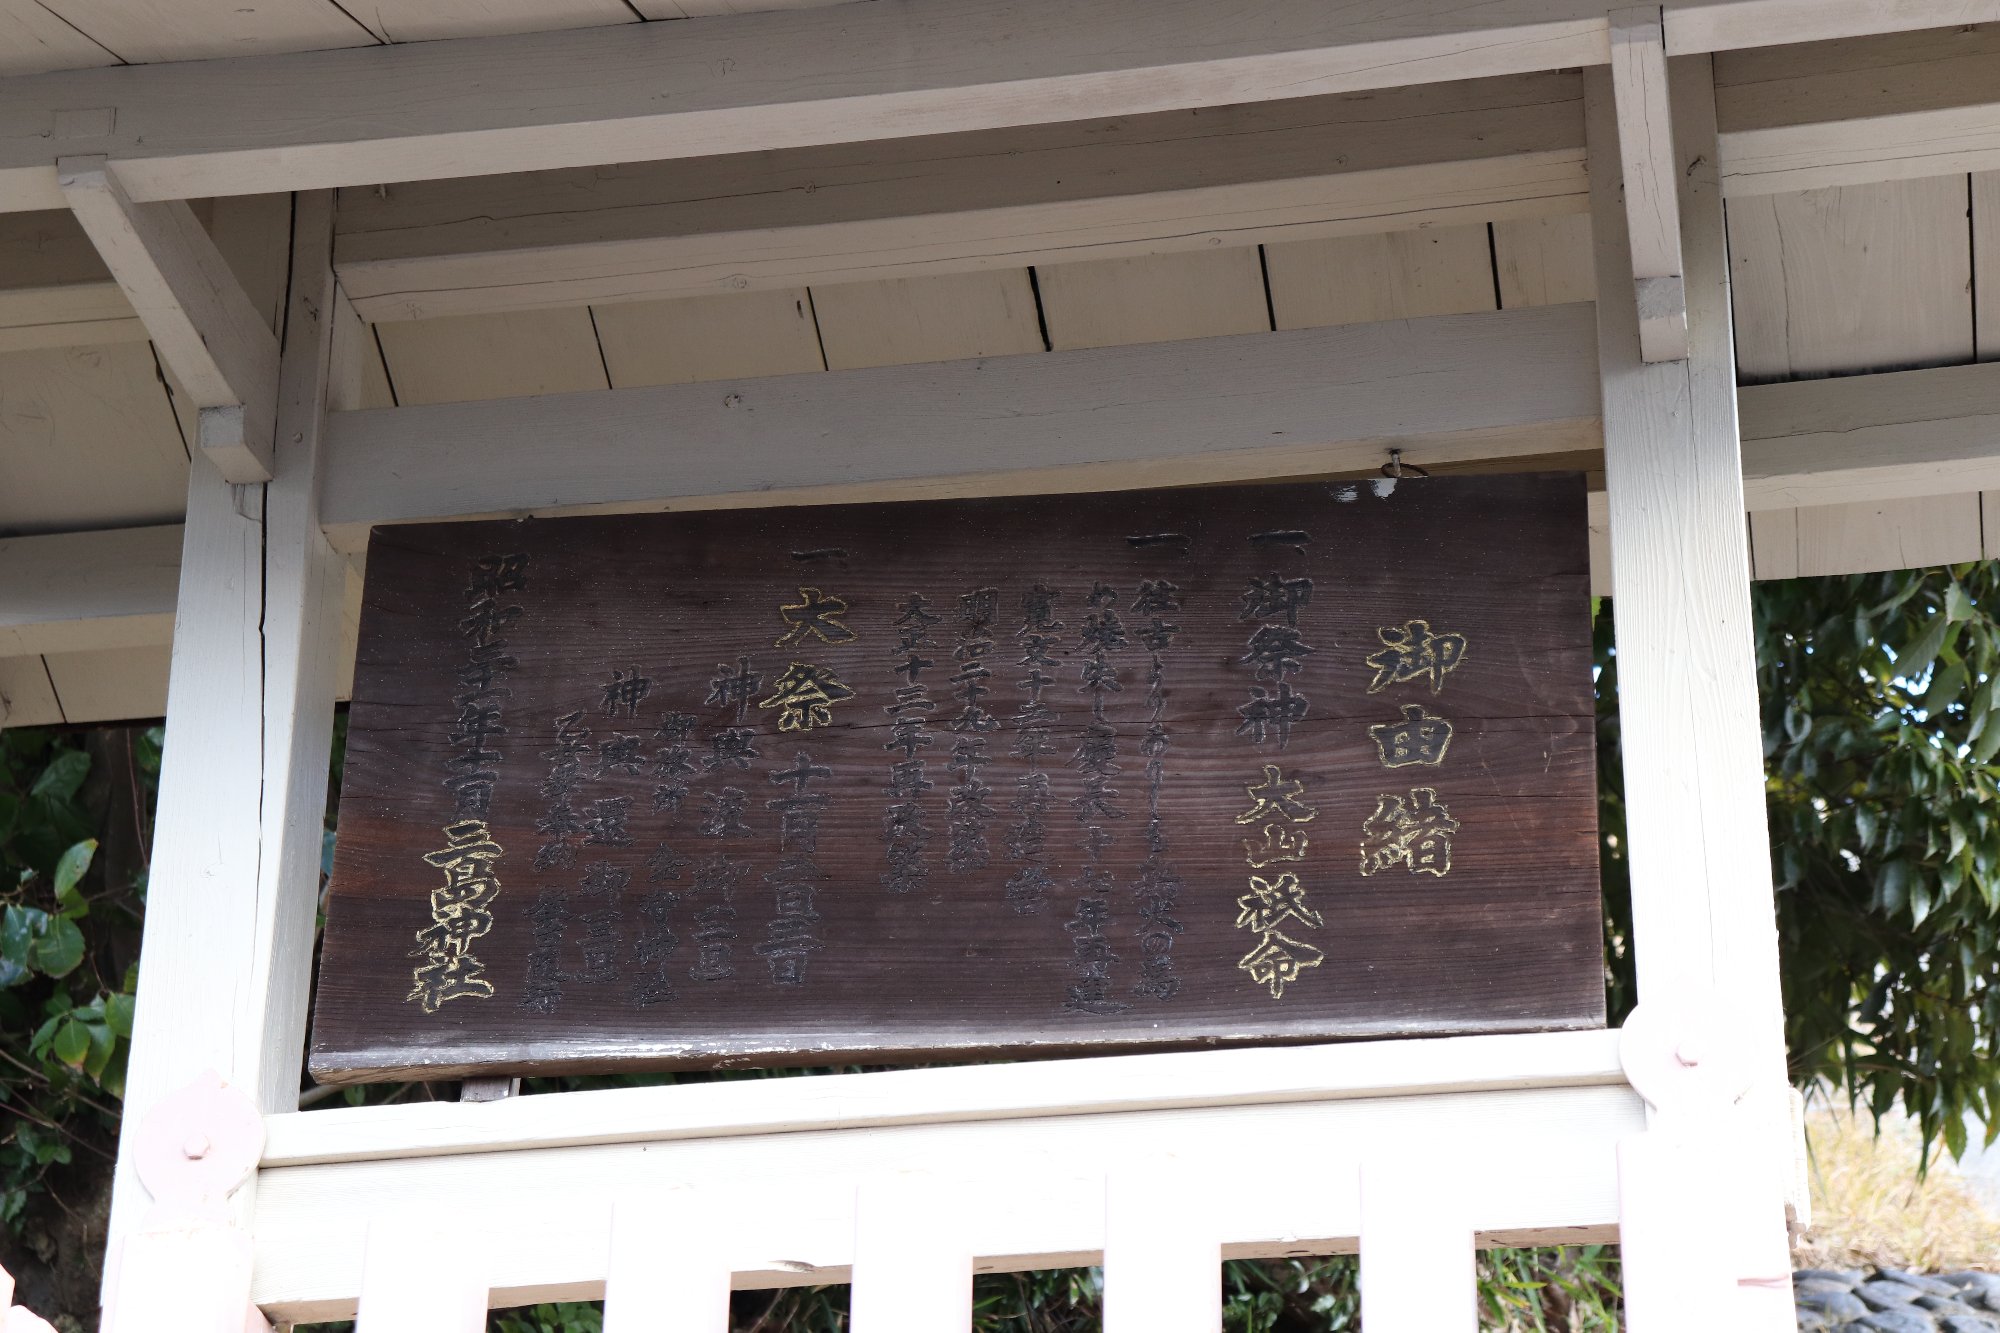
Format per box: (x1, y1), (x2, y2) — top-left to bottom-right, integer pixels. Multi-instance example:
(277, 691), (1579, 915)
(310, 477), (1602, 1082)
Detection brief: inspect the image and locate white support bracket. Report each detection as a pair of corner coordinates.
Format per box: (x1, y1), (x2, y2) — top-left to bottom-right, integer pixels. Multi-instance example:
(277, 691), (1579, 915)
(1610, 7), (1689, 363)
(56, 155), (281, 482)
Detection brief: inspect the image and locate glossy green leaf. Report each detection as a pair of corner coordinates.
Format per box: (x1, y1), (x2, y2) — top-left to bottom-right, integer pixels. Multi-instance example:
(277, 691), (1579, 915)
(51, 838), (95, 914)
(49, 1018), (87, 1067)
(29, 916), (84, 977)
(27, 749), (88, 803)
(105, 990), (135, 1038)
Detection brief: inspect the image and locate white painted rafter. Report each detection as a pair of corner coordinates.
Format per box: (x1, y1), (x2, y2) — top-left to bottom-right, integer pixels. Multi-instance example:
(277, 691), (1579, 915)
(1608, 8), (1687, 363)
(57, 156), (280, 481)
(0, 0), (1995, 219)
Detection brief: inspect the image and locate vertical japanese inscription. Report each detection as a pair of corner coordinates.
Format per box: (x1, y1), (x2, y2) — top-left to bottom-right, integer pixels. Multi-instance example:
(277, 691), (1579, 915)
(1128, 580), (1186, 1001)
(1062, 583), (1129, 1015)
(759, 751), (832, 984)
(1227, 557), (1327, 999)
(1360, 620), (1468, 877)
(946, 589), (1000, 874)
(883, 595), (940, 894)
(1235, 574), (1314, 748)
(410, 552), (528, 1013)
(1003, 587), (1064, 916)
(1234, 765), (1324, 998)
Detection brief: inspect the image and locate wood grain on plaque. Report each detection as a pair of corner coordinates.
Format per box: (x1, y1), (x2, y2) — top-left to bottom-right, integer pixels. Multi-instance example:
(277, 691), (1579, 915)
(310, 477), (1603, 1081)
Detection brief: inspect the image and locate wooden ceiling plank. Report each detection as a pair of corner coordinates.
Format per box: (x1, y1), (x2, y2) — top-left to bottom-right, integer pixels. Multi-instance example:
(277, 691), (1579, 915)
(1791, 494), (1983, 576)
(630, 0), (856, 17)
(1035, 248), (1269, 352)
(333, 73), (1587, 321)
(591, 288), (825, 387)
(0, 655), (64, 728)
(329, 289), (396, 409)
(0, 0), (1614, 212)
(1974, 170), (2000, 364)
(0, 0), (118, 75)
(42, 642), (171, 722)
(810, 271), (1042, 371)
(1493, 214), (1596, 308)
(1729, 176), (1973, 383)
(373, 306), (609, 405)
(58, 156), (282, 479)
(0, 342), (190, 536)
(1264, 225), (1496, 329)
(33, 0), (373, 63)
(346, 0), (634, 42)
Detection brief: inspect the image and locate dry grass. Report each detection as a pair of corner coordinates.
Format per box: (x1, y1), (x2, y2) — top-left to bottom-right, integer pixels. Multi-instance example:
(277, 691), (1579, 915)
(1792, 1104), (2000, 1271)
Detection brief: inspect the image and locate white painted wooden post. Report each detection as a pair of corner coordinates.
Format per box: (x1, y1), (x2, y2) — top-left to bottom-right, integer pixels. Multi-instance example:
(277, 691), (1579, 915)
(850, 1176), (973, 1333)
(604, 1193), (734, 1333)
(103, 192), (347, 1289)
(1588, 51), (1793, 1327)
(1102, 1168), (1220, 1333)
(1359, 1160), (1475, 1333)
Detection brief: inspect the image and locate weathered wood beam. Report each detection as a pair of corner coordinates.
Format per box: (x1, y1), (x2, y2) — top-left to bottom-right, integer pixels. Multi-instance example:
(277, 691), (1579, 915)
(0, 0), (1624, 214)
(1738, 361), (2000, 508)
(1665, 0), (2000, 54)
(315, 302), (1604, 551)
(18, 353), (2000, 656)
(1715, 24), (2000, 196)
(335, 73), (1585, 321)
(0, 1), (1982, 230)
(0, 525), (180, 656)
(0, 208), (143, 352)
(1609, 8), (1688, 364)
(58, 158), (281, 481)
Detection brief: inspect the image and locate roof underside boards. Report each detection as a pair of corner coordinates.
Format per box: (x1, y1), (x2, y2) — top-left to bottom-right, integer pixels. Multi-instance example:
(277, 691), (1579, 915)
(4, 23), (2000, 724)
(0, 0), (862, 75)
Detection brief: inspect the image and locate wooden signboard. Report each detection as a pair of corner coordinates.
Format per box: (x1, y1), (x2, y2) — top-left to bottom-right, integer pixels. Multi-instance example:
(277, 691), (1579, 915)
(310, 477), (1602, 1082)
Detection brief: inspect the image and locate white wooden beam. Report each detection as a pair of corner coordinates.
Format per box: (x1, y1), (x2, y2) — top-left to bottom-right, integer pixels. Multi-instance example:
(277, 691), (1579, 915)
(336, 73), (1586, 322)
(315, 302), (1604, 552)
(1715, 25), (2000, 197)
(1668, 0), (2000, 56)
(1609, 8), (1687, 363)
(1587, 50), (1792, 1310)
(10, 351), (2000, 667)
(0, 1), (1989, 220)
(1740, 361), (2000, 509)
(0, 0), (1616, 213)
(57, 158), (280, 481)
(0, 207), (142, 352)
(0, 525), (180, 656)
(269, 1028), (1626, 1168)
(105, 192), (344, 1272)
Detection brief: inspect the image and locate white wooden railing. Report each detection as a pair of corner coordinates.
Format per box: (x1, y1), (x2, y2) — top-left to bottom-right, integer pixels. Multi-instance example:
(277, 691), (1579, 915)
(87, 1017), (1793, 1331)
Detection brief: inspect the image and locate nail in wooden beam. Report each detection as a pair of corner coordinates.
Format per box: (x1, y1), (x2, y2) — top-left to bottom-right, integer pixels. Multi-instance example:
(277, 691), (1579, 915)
(57, 155), (281, 481)
(1610, 7), (1689, 363)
